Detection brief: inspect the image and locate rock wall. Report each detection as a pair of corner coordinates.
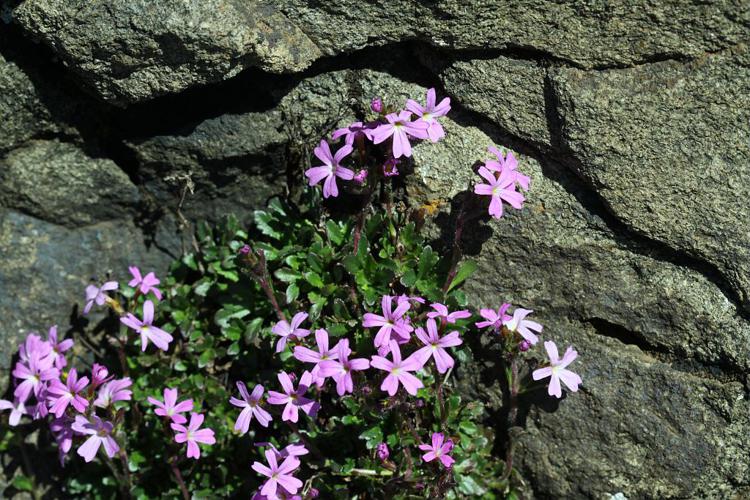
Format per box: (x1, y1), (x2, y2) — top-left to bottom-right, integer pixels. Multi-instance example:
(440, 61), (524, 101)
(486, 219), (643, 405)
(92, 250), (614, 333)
(1, 2), (749, 498)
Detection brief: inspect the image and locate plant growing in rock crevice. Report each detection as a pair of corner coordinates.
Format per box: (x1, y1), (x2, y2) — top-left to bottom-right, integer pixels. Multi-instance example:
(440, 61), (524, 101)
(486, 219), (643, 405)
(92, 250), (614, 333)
(0, 89), (581, 499)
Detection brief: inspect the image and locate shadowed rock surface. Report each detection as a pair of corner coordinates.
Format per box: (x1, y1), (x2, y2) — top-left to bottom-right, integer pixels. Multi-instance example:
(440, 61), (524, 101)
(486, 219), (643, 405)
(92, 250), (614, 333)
(1, 2), (750, 497)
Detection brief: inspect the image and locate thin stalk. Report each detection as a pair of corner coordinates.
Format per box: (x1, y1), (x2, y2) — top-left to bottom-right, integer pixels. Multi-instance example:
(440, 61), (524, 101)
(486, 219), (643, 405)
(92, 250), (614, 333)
(170, 458), (191, 500)
(501, 357), (520, 482)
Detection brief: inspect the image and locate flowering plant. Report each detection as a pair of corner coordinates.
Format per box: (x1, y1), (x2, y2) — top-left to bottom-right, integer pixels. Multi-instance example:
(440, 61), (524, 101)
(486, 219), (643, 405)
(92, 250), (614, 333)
(0, 89), (580, 498)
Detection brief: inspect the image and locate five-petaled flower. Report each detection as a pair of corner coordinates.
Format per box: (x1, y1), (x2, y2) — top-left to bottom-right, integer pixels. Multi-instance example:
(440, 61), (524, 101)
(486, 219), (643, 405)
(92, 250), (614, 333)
(503, 307), (543, 345)
(251, 448), (303, 498)
(487, 146), (530, 192)
(362, 295), (413, 352)
(294, 328), (341, 387)
(272, 312), (311, 353)
(47, 368), (89, 417)
(418, 432), (455, 468)
(128, 266), (163, 300)
(405, 88), (451, 142)
(319, 339), (370, 396)
(267, 371), (319, 423)
(475, 304), (512, 331)
(120, 300), (173, 351)
(148, 387), (194, 424)
(72, 415), (119, 462)
(532, 341), (582, 398)
(47, 326), (73, 369)
(94, 377), (133, 408)
(0, 399), (26, 426)
(473, 165), (525, 218)
(230, 382), (272, 433)
(427, 303), (471, 324)
(370, 340), (425, 396)
(305, 139), (355, 198)
(83, 281), (118, 315)
(331, 121), (374, 146)
(171, 412), (216, 459)
(12, 350), (58, 403)
(413, 319), (463, 374)
(371, 110), (429, 158)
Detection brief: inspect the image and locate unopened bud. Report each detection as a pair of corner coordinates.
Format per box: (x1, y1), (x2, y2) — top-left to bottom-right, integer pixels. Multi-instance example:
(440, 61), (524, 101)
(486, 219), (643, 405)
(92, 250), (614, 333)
(519, 340), (531, 352)
(353, 169), (368, 185)
(239, 244), (251, 255)
(370, 97), (383, 113)
(376, 443), (390, 461)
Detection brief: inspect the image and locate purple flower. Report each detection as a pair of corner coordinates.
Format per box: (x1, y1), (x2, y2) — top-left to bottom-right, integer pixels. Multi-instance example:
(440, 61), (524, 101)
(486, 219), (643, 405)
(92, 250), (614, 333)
(331, 121), (375, 146)
(405, 88), (451, 142)
(18, 333), (54, 365)
(148, 387), (194, 424)
(230, 382), (272, 433)
(503, 308), (542, 345)
(128, 266), (163, 300)
(427, 303), (471, 324)
(47, 326), (73, 369)
(362, 295), (413, 352)
(475, 304), (512, 331)
(371, 111), (429, 158)
(272, 312), (311, 353)
(72, 415), (119, 462)
(418, 432), (454, 468)
(120, 300), (173, 352)
(251, 448), (303, 498)
(305, 139), (355, 198)
(318, 339), (370, 396)
(353, 169), (368, 185)
(532, 341), (582, 398)
(376, 442), (390, 461)
(12, 349), (58, 403)
(519, 340), (531, 352)
(473, 166), (525, 219)
(0, 399), (27, 426)
(91, 363), (112, 388)
(293, 328), (341, 387)
(370, 340), (425, 396)
(50, 416), (74, 465)
(487, 146), (530, 191)
(239, 244), (252, 255)
(47, 368), (89, 417)
(171, 413), (216, 459)
(371, 97), (383, 113)
(83, 281), (118, 315)
(382, 157), (400, 177)
(94, 377), (133, 408)
(413, 319), (463, 374)
(267, 371), (319, 423)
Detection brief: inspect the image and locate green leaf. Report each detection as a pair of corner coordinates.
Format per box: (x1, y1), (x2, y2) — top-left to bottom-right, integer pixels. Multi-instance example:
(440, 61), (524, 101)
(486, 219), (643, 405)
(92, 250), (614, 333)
(214, 305), (250, 329)
(304, 271), (325, 288)
(12, 475), (33, 492)
(326, 220), (348, 246)
(275, 268), (301, 283)
(359, 426), (383, 450)
(286, 283), (300, 304)
(254, 210), (282, 239)
(128, 451), (146, 472)
(447, 260), (478, 292)
(198, 349), (216, 368)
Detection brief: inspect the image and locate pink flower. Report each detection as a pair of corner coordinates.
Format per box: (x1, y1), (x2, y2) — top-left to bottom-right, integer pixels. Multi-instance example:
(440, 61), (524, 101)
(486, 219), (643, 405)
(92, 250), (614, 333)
(413, 319), (463, 374)
(371, 110), (429, 158)
(503, 308), (542, 345)
(331, 121), (374, 145)
(18, 333), (54, 366)
(267, 372), (319, 423)
(171, 413), (216, 459)
(0, 399), (27, 426)
(382, 157), (400, 177)
(362, 296), (413, 352)
(94, 377), (133, 408)
(532, 341), (582, 398)
(251, 448), (303, 498)
(418, 432), (454, 468)
(427, 303), (471, 324)
(148, 387), (194, 424)
(91, 363), (111, 388)
(293, 328), (341, 386)
(370, 97), (383, 113)
(230, 382), (272, 433)
(72, 415), (119, 462)
(120, 300), (173, 351)
(377, 443), (390, 461)
(12, 350), (58, 403)
(475, 304), (512, 331)
(473, 166), (525, 219)
(272, 312), (311, 353)
(370, 340), (425, 396)
(486, 146), (530, 191)
(405, 88), (451, 142)
(50, 416), (74, 465)
(83, 281), (118, 315)
(46, 368), (89, 417)
(305, 139), (355, 198)
(318, 339), (370, 396)
(353, 169), (368, 184)
(128, 266), (163, 300)
(47, 326), (73, 369)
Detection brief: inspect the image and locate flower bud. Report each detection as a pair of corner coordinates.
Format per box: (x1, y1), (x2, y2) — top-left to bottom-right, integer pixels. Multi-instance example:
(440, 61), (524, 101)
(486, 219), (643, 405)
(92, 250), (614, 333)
(519, 340), (531, 352)
(91, 363), (111, 387)
(239, 244), (251, 255)
(353, 169), (368, 185)
(307, 488), (320, 498)
(370, 97), (383, 113)
(376, 443), (390, 461)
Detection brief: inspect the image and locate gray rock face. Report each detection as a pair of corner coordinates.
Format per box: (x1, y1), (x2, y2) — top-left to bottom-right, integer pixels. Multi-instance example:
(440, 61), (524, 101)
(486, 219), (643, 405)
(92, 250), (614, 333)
(0, 140), (141, 227)
(12, 0), (322, 104)
(11, 0), (750, 103)
(551, 48), (750, 310)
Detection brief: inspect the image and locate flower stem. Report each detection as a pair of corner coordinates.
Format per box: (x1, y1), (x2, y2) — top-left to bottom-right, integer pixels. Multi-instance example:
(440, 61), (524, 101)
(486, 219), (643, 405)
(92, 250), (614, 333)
(170, 458), (190, 500)
(501, 357), (520, 482)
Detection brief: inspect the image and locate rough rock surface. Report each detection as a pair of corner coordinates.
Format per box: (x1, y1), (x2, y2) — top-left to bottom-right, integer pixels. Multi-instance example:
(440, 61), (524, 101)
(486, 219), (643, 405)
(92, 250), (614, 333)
(2, 2), (750, 498)
(0, 140), (141, 226)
